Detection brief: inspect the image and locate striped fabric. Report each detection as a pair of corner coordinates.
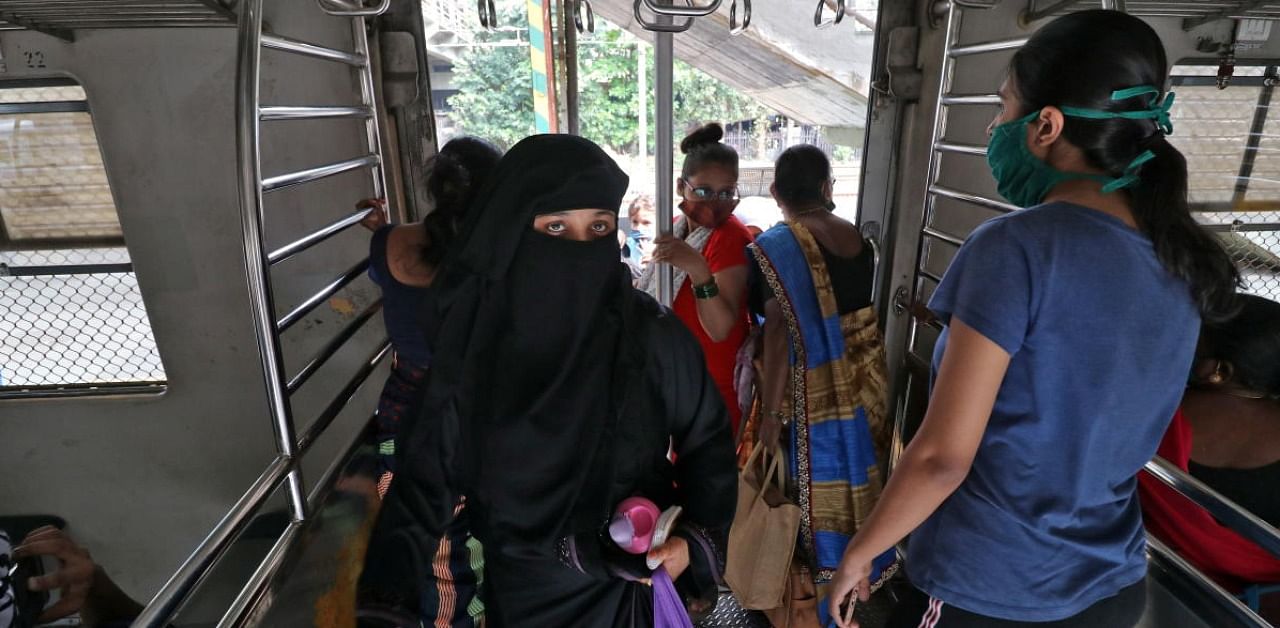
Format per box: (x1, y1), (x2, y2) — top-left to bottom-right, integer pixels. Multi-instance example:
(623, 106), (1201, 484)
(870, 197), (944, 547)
(748, 222), (898, 592)
(918, 596), (945, 628)
(421, 502), (485, 628)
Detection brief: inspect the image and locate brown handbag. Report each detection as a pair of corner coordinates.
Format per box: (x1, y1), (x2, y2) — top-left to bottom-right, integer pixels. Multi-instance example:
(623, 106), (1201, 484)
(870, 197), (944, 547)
(725, 442), (803, 611)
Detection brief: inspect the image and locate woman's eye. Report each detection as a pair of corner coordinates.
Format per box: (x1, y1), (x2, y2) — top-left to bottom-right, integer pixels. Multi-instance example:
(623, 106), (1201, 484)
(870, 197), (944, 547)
(591, 222), (610, 234)
(546, 222), (565, 233)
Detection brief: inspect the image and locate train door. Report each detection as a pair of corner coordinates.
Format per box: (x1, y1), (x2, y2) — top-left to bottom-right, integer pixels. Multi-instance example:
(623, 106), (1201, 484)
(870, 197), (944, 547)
(867, 1), (1280, 625)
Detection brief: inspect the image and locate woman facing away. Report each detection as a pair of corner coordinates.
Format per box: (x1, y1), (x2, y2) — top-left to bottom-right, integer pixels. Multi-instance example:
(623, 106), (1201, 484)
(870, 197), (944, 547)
(371, 134), (737, 627)
(640, 122), (755, 436)
(746, 145), (896, 627)
(828, 10), (1240, 628)
(1139, 293), (1280, 593)
(355, 135), (501, 627)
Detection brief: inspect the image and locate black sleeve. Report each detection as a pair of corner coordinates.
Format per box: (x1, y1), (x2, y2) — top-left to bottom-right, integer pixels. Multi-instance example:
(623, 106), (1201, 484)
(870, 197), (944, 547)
(650, 311), (736, 602)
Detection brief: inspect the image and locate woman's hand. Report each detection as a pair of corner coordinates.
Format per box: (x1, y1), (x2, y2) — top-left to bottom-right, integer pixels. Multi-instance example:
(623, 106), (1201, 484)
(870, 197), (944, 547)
(14, 526), (97, 623)
(357, 198), (388, 231)
(828, 550), (873, 628)
(652, 236), (712, 285)
(646, 537), (690, 581)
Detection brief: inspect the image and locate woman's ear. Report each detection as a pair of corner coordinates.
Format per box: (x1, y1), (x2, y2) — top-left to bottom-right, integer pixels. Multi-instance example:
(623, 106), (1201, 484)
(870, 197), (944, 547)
(823, 179), (835, 201)
(1032, 107), (1066, 148)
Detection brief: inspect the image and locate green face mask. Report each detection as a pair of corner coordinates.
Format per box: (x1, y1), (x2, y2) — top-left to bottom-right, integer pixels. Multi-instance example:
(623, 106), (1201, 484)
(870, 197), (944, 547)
(985, 85), (1174, 208)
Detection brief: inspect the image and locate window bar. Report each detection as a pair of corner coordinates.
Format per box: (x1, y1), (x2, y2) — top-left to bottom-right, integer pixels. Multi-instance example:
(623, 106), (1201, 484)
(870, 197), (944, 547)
(266, 206), (374, 265)
(285, 299), (382, 394)
(276, 258), (370, 332)
(259, 105), (372, 120)
(940, 93), (1001, 106)
(352, 15), (389, 205)
(947, 36), (1027, 58)
(929, 184), (1018, 213)
(261, 33), (366, 65)
(934, 141), (987, 156)
(922, 226), (966, 248)
(261, 154), (381, 193)
(296, 340), (392, 451)
(231, 0), (309, 523)
(1230, 65), (1275, 207)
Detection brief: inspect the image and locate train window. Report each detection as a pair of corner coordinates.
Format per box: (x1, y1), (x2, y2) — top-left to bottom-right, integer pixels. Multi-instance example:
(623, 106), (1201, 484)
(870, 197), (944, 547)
(1168, 65), (1280, 302)
(0, 78), (166, 396)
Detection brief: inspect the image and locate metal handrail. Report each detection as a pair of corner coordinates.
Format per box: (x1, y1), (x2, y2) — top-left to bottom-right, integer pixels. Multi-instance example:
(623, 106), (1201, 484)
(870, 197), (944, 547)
(215, 520), (303, 628)
(814, 0), (844, 28)
(641, 0), (720, 18)
(948, 36), (1028, 58)
(276, 258), (370, 332)
(316, 0), (391, 17)
(260, 105), (372, 120)
(1147, 535), (1270, 627)
(262, 154), (381, 193)
(940, 93), (1001, 106)
(1144, 456), (1280, 559)
(922, 226), (966, 248)
(729, 0), (749, 35)
(261, 33), (366, 65)
(133, 455), (294, 627)
(285, 300), (383, 394)
(574, 0), (595, 33)
(934, 141), (987, 156)
(633, 0), (694, 32)
(267, 206), (375, 265)
(296, 340), (392, 451)
(929, 184), (1017, 213)
(1024, 0), (1085, 22)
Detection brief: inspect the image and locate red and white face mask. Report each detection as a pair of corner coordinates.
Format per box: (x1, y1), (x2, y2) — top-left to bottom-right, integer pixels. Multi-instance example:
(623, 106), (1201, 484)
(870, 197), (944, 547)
(679, 199), (739, 229)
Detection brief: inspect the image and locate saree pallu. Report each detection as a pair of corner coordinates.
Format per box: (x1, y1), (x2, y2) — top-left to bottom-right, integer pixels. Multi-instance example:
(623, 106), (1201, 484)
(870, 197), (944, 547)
(748, 222), (898, 596)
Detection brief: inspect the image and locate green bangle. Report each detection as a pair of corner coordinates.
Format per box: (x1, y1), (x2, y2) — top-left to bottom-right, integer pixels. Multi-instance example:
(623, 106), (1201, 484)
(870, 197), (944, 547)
(692, 278), (720, 299)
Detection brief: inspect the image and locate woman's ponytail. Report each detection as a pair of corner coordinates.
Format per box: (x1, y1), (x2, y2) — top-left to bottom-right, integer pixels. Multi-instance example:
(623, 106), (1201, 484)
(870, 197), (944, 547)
(421, 136), (502, 267)
(1131, 134), (1241, 322)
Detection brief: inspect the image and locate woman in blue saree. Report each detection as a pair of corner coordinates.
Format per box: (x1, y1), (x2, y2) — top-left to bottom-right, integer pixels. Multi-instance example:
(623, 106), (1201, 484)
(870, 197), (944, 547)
(746, 145), (897, 626)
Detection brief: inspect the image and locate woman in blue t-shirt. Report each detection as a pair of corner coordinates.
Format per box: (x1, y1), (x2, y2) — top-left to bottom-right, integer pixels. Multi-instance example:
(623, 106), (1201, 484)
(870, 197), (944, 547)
(830, 11), (1241, 628)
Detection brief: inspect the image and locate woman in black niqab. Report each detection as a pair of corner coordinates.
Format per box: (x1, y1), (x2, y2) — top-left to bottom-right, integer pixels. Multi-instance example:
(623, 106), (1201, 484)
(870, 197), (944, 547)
(368, 135), (737, 627)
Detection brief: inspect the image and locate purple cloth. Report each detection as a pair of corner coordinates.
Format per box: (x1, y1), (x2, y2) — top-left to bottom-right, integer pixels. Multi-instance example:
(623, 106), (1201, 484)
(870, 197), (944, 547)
(653, 568), (694, 628)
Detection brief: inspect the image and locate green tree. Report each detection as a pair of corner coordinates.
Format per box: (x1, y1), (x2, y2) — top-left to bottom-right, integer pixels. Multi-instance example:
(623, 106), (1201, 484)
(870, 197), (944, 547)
(445, 12), (535, 148)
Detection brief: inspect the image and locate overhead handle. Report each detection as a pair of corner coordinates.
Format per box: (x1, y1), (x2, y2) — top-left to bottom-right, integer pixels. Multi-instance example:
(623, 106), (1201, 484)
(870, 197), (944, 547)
(641, 0), (722, 18)
(729, 0), (751, 35)
(814, 0), (845, 28)
(477, 0), (498, 29)
(316, 0), (391, 17)
(575, 0), (596, 33)
(633, 0), (694, 32)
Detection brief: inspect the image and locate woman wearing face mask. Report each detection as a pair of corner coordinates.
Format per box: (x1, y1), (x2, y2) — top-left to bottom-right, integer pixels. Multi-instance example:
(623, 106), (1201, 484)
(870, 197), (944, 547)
(371, 135), (737, 627)
(1139, 294), (1280, 594)
(828, 11), (1239, 628)
(641, 123), (754, 436)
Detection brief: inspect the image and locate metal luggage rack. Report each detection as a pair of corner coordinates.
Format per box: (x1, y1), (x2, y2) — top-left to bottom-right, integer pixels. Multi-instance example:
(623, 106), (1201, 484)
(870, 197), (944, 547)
(0, 0), (238, 41)
(1024, 0), (1280, 23)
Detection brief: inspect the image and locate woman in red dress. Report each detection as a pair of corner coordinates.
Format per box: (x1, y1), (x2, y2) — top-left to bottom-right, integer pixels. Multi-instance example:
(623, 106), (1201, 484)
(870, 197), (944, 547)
(641, 123), (754, 435)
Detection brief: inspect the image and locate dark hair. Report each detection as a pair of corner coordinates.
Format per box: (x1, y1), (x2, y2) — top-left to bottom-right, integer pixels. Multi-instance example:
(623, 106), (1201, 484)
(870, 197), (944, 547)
(1011, 10), (1240, 321)
(423, 136), (502, 267)
(773, 144), (831, 208)
(1201, 294), (1280, 397)
(680, 123), (739, 179)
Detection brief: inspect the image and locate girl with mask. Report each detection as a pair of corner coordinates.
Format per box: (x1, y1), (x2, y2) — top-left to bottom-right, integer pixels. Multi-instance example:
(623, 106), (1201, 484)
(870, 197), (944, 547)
(369, 135), (737, 627)
(829, 11), (1239, 628)
(641, 123), (755, 436)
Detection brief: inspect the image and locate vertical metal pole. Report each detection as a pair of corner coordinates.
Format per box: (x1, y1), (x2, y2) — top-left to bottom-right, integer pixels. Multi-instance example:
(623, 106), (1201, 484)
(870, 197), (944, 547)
(234, 0), (308, 521)
(564, 0), (580, 135)
(637, 42), (647, 165)
(352, 16), (388, 209)
(655, 30), (674, 306)
(527, 0), (559, 133)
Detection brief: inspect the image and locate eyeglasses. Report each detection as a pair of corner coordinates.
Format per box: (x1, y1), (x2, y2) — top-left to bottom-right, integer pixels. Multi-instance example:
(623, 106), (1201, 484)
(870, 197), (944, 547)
(686, 186), (740, 202)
